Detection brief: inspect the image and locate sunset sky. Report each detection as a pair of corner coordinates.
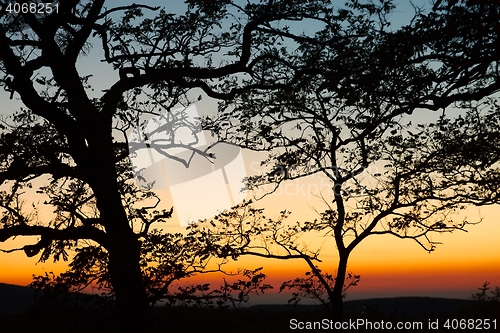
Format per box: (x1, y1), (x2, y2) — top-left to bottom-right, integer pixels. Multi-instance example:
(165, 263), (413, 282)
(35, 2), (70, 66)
(0, 0), (499, 305)
(1, 149), (499, 303)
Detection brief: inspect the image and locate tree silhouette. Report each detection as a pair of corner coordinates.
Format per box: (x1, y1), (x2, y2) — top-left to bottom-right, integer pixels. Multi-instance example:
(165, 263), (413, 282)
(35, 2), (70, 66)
(203, 0), (500, 318)
(28, 229), (273, 310)
(467, 282), (500, 319)
(1, 0), (500, 329)
(0, 0), (336, 330)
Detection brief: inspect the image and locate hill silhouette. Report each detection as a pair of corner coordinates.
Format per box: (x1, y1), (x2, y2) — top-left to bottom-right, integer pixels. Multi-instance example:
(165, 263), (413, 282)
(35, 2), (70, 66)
(1, 283), (498, 332)
(1, 282), (474, 316)
(250, 296), (475, 317)
(0, 283), (35, 314)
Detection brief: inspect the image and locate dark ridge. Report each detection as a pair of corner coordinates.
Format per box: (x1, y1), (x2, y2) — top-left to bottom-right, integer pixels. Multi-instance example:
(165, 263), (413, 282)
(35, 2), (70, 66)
(343, 296), (474, 316)
(249, 297), (474, 316)
(1, 284), (498, 332)
(0, 283), (35, 314)
(1, 283), (476, 317)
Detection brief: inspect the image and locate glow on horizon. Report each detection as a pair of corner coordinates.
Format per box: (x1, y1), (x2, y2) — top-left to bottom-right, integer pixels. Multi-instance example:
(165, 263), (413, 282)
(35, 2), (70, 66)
(1, 191), (499, 301)
(0, 0), (499, 308)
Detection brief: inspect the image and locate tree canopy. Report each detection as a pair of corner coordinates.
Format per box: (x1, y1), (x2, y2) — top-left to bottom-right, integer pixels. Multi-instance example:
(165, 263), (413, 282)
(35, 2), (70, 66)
(0, 0), (499, 329)
(0, 0), (351, 329)
(202, 0), (500, 316)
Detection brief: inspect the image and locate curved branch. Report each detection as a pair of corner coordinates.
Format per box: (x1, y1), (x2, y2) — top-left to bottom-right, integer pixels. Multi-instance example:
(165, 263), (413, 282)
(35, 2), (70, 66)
(98, 4), (160, 20)
(0, 224), (109, 251)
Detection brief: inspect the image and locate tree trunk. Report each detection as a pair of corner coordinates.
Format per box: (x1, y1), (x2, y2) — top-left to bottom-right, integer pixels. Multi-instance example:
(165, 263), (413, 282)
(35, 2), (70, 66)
(330, 251), (350, 319)
(87, 132), (151, 331)
(94, 186), (152, 331)
(107, 234), (151, 332)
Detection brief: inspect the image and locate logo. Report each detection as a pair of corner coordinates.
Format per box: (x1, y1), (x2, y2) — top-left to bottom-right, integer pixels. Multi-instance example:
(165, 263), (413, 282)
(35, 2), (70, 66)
(127, 104), (248, 226)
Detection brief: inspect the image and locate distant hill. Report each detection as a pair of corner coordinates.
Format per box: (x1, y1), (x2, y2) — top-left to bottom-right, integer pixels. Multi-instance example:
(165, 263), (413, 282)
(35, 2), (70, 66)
(249, 297), (474, 317)
(0, 283), (35, 314)
(344, 296), (474, 317)
(0, 282), (477, 318)
(1, 285), (496, 333)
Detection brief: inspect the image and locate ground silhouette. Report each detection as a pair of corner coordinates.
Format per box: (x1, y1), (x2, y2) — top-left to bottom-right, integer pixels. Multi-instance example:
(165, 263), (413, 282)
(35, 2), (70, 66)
(1, 283), (499, 332)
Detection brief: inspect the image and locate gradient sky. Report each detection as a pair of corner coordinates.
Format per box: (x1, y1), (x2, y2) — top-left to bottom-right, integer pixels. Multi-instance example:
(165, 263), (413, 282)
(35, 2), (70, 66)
(0, 0), (499, 304)
(1, 156), (499, 302)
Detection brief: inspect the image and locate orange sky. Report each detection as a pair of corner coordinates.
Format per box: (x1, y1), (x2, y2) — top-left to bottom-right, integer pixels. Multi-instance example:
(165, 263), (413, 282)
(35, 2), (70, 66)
(0, 0), (498, 306)
(1, 103), (499, 303)
(1, 176), (499, 303)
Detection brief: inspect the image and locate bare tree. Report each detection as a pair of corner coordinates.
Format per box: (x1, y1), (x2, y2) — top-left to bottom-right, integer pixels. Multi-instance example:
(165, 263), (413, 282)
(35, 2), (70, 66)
(202, 0), (500, 317)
